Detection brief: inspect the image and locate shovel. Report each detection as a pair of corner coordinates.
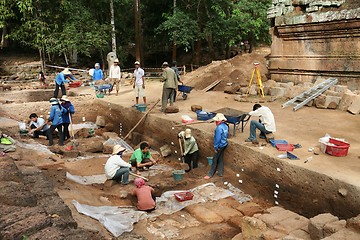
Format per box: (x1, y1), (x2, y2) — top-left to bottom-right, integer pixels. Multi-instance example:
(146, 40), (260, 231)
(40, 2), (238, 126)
(178, 137), (190, 171)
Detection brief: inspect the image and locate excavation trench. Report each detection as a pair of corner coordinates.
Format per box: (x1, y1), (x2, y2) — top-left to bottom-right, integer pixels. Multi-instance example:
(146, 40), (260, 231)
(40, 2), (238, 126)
(88, 99), (360, 219)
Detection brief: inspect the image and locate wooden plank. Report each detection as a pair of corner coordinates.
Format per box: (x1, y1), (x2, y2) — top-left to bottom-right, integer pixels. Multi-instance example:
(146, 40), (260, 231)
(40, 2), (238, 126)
(202, 80), (222, 92)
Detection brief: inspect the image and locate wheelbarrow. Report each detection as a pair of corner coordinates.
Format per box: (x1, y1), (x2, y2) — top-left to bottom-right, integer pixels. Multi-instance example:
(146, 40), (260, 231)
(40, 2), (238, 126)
(94, 84), (112, 95)
(213, 107), (251, 136)
(178, 83), (193, 100)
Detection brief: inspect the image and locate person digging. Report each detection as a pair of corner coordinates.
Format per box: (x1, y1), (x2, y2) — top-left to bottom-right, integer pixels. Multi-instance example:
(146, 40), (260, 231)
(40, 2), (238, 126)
(245, 104), (276, 144)
(104, 145), (131, 185)
(28, 113), (49, 139)
(204, 113), (229, 180)
(132, 178), (156, 212)
(178, 129), (199, 172)
(129, 142), (157, 175)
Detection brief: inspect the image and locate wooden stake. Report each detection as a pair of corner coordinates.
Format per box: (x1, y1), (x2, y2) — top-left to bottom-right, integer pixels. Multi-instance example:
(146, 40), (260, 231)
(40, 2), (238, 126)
(173, 120), (214, 127)
(130, 172), (149, 181)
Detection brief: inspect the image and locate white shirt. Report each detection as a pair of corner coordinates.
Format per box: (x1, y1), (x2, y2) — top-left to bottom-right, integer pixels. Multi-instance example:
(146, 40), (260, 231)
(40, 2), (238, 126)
(109, 65), (121, 79)
(104, 155), (131, 179)
(134, 68), (145, 86)
(249, 106), (276, 132)
(29, 117), (49, 131)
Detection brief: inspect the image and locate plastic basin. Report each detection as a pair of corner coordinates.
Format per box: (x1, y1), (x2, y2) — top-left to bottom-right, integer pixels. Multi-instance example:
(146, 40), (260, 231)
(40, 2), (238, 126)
(136, 104), (147, 112)
(207, 157), (213, 165)
(173, 170), (185, 181)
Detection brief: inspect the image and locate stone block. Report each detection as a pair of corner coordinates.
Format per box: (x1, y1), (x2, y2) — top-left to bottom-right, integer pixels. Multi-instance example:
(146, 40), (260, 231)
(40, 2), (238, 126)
(206, 202), (243, 221)
(261, 229), (286, 240)
(231, 233), (243, 240)
(228, 215), (244, 230)
(102, 137), (124, 154)
(315, 95), (341, 109)
(74, 128), (91, 138)
(217, 197), (243, 209)
(95, 116), (106, 127)
(78, 139), (103, 153)
(164, 106), (179, 113)
(348, 95), (360, 115)
(102, 132), (118, 139)
(241, 216), (268, 240)
(234, 95), (249, 102)
(334, 85), (348, 93)
(159, 144), (172, 157)
(338, 92), (358, 111)
(263, 80), (279, 88)
(270, 87), (287, 97)
(249, 85), (258, 95)
(62, 150), (80, 158)
(323, 220), (346, 237)
(236, 202), (264, 217)
(265, 206), (286, 214)
(322, 229), (360, 240)
(308, 213), (339, 240)
(224, 84), (241, 94)
(288, 229), (311, 240)
(263, 86), (271, 95)
(275, 215), (309, 234)
(346, 214), (360, 232)
(239, 87), (248, 94)
(258, 210), (299, 228)
(185, 204), (223, 223)
(279, 83), (291, 88)
(191, 105), (202, 112)
(324, 90), (343, 97)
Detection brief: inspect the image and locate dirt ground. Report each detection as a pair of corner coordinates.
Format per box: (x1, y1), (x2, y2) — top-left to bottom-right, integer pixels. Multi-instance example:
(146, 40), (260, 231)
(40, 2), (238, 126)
(1, 49), (359, 239)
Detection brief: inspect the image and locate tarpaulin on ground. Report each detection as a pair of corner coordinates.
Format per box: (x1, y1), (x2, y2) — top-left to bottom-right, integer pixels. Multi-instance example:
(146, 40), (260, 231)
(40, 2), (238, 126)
(66, 172), (107, 185)
(72, 183), (252, 237)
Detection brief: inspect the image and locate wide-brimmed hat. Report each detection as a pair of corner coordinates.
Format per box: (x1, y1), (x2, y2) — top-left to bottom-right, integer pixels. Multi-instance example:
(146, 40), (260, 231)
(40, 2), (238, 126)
(185, 129), (192, 138)
(114, 58), (119, 63)
(62, 68), (72, 75)
(60, 95), (70, 102)
(162, 61), (169, 67)
(134, 61), (140, 65)
(50, 98), (58, 105)
(112, 145), (126, 154)
(213, 113), (227, 122)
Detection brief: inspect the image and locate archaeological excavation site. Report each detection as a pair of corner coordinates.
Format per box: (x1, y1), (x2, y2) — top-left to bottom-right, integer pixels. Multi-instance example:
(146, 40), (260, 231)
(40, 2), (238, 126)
(1, 0), (360, 240)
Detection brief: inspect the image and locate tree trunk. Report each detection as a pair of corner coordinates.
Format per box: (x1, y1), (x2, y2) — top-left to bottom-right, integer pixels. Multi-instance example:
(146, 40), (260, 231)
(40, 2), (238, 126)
(39, 48), (44, 73)
(110, 0), (116, 53)
(195, 38), (201, 66)
(172, 0), (177, 62)
(134, 0), (141, 62)
(64, 52), (69, 66)
(70, 49), (78, 64)
(207, 33), (215, 59)
(1, 25), (8, 49)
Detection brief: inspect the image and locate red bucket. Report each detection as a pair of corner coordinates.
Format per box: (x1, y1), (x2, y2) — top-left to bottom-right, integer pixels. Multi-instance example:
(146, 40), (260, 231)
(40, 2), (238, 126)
(325, 138), (350, 157)
(174, 191), (194, 202)
(276, 144), (294, 152)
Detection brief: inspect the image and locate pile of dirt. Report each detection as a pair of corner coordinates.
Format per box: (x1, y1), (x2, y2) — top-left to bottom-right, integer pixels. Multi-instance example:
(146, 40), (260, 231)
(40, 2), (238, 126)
(183, 47), (270, 91)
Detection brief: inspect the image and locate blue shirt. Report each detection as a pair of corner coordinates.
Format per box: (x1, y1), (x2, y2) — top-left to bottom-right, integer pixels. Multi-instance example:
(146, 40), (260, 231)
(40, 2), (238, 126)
(61, 102), (75, 124)
(49, 105), (65, 126)
(214, 122), (229, 150)
(92, 68), (103, 81)
(55, 72), (76, 85)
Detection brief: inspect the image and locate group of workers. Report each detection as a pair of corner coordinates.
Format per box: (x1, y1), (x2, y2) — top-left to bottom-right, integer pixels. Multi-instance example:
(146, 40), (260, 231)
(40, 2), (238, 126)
(28, 95), (75, 146)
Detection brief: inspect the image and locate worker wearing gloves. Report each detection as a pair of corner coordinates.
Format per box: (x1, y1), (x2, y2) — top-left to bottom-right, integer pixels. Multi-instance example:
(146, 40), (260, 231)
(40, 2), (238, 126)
(104, 145), (131, 185)
(178, 129), (199, 172)
(204, 113), (229, 180)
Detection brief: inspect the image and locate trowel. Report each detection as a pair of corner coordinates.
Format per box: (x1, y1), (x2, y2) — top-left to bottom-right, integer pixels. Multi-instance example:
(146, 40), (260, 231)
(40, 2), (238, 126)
(178, 137), (190, 171)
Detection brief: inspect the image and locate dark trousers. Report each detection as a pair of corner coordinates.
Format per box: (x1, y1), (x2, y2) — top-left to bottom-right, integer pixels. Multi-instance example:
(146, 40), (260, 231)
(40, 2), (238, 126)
(161, 87), (175, 110)
(62, 123), (70, 141)
(30, 124), (48, 139)
(131, 158), (153, 171)
(112, 167), (130, 184)
(184, 150), (199, 170)
(48, 124), (64, 146)
(54, 83), (66, 98)
(208, 145), (227, 177)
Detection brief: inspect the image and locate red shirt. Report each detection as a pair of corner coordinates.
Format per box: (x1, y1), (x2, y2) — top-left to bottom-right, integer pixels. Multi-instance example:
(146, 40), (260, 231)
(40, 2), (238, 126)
(132, 186), (155, 211)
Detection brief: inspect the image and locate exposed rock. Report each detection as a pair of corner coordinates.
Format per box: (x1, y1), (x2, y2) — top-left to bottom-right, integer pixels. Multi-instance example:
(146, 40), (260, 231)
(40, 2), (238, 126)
(185, 204), (223, 223)
(241, 216), (268, 240)
(104, 123), (114, 132)
(159, 144), (171, 157)
(102, 132), (119, 140)
(191, 105), (202, 112)
(270, 87), (287, 97)
(323, 220), (347, 237)
(95, 116), (106, 127)
(308, 213), (339, 240)
(164, 106), (179, 113)
(78, 139), (103, 153)
(234, 95), (249, 102)
(346, 214), (360, 232)
(74, 128), (91, 138)
(263, 80), (278, 88)
(347, 95), (360, 115)
(224, 84), (241, 94)
(338, 92), (358, 111)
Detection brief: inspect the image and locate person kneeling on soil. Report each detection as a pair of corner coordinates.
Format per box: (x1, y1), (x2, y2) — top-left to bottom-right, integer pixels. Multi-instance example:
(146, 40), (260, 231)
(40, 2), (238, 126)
(178, 129), (199, 172)
(245, 104), (276, 144)
(28, 113), (49, 139)
(132, 178), (156, 212)
(104, 145), (131, 185)
(204, 113), (229, 180)
(129, 142), (157, 175)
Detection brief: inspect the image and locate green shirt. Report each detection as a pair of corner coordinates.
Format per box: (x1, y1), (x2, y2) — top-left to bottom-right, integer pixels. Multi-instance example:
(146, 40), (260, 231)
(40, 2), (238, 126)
(130, 148), (151, 164)
(162, 67), (177, 89)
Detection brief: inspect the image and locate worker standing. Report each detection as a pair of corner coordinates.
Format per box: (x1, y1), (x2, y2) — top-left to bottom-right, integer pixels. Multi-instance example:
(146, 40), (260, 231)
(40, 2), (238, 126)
(109, 58), (121, 95)
(54, 68), (76, 98)
(92, 63), (104, 81)
(60, 95), (75, 142)
(204, 113), (229, 180)
(47, 98), (65, 146)
(161, 62), (177, 112)
(133, 61), (146, 105)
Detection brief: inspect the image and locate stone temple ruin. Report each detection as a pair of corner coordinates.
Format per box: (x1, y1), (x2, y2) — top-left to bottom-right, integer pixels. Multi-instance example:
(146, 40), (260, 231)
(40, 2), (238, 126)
(267, 0), (360, 90)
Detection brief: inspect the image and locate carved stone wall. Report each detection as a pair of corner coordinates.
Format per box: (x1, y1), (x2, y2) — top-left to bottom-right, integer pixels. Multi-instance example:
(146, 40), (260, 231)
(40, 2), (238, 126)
(267, 0), (360, 90)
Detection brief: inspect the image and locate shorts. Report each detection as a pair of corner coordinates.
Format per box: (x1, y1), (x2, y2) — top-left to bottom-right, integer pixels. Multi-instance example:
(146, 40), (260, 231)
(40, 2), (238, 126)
(135, 85), (145, 98)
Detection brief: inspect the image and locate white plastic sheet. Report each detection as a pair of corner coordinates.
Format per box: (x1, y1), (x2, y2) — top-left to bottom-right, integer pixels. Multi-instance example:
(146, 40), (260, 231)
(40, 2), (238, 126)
(66, 172), (107, 185)
(72, 183), (251, 237)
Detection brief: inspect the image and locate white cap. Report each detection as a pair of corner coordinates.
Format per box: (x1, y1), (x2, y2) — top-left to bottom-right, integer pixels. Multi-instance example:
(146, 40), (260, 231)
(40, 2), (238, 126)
(95, 63), (100, 67)
(134, 61), (140, 65)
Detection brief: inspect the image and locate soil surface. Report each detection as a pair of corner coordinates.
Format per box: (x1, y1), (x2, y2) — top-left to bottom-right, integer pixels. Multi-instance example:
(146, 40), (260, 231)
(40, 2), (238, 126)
(1, 48), (359, 239)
